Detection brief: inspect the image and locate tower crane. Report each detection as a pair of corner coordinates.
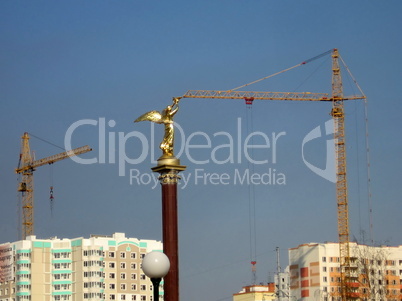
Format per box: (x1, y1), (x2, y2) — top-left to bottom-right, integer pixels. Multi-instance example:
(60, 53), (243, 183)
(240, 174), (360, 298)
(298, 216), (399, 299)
(177, 49), (365, 301)
(15, 132), (92, 239)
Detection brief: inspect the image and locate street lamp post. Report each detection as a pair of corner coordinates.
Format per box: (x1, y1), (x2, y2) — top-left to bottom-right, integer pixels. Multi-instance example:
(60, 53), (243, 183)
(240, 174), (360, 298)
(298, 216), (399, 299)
(142, 251), (170, 301)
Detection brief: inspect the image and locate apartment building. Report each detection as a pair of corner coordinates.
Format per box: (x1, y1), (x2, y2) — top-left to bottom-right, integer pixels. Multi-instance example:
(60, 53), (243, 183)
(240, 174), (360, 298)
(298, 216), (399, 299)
(233, 283), (276, 301)
(0, 233), (163, 301)
(289, 242), (402, 301)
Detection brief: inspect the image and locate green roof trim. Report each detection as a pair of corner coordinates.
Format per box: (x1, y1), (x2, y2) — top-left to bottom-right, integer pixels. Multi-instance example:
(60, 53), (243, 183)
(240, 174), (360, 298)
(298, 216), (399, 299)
(33, 241), (51, 248)
(139, 242), (147, 248)
(17, 260), (31, 264)
(117, 241), (140, 247)
(17, 281), (31, 285)
(16, 271), (31, 275)
(71, 239), (82, 247)
(108, 240), (116, 246)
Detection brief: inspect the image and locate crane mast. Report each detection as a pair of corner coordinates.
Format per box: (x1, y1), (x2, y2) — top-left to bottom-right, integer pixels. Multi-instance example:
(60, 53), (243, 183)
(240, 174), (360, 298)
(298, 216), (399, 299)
(330, 49), (354, 301)
(16, 132), (92, 239)
(18, 133), (34, 239)
(179, 49), (365, 301)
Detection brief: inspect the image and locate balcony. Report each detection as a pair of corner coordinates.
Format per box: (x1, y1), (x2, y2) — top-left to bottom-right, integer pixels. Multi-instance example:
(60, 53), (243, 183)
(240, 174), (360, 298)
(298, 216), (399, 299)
(346, 282), (360, 288)
(346, 292), (360, 298)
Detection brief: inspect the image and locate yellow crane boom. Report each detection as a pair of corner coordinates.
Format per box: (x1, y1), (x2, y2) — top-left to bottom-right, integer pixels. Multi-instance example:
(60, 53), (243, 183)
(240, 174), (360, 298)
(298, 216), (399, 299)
(179, 49), (366, 301)
(15, 132), (92, 239)
(182, 90), (363, 102)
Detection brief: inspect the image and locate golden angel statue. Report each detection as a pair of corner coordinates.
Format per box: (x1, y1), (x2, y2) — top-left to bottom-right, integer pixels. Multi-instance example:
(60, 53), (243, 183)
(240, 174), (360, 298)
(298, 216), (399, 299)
(135, 97), (180, 158)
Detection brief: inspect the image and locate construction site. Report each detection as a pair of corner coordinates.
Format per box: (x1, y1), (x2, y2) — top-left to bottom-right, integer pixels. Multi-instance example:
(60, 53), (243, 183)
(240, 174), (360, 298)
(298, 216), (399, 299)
(1, 2), (401, 301)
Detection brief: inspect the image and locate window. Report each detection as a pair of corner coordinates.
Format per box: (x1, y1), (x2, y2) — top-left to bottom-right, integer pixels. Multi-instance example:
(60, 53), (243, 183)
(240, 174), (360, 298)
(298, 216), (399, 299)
(132, 296), (137, 301)
(131, 273), (137, 280)
(322, 257), (326, 262)
(121, 263), (126, 269)
(121, 296), (126, 301)
(131, 284), (137, 290)
(131, 263), (137, 269)
(121, 284), (126, 290)
(323, 277), (327, 282)
(109, 252), (115, 258)
(131, 252), (137, 259)
(140, 274), (146, 280)
(110, 294), (115, 300)
(323, 267), (327, 272)
(109, 262), (115, 268)
(120, 252), (126, 259)
(109, 284), (115, 290)
(141, 296), (146, 301)
(109, 273), (115, 279)
(141, 285), (146, 291)
(140, 254), (145, 259)
(121, 273), (126, 280)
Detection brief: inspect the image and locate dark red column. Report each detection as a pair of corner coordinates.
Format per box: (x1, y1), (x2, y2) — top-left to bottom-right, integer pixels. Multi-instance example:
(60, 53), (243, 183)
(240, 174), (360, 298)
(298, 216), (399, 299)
(152, 164), (186, 301)
(162, 181), (179, 301)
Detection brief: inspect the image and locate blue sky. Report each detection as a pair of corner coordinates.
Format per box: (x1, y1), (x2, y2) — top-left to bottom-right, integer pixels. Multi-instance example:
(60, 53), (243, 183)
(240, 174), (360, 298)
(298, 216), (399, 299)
(1, 1), (401, 300)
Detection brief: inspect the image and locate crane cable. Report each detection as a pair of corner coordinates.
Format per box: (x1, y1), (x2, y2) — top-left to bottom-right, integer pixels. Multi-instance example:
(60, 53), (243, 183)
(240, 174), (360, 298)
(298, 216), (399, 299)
(363, 97), (374, 245)
(49, 165), (55, 215)
(28, 132), (62, 215)
(230, 49), (334, 92)
(338, 55), (373, 244)
(245, 101), (257, 284)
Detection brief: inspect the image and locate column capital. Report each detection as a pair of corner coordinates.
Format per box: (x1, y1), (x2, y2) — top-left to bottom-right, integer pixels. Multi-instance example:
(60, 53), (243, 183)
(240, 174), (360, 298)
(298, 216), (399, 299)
(152, 165), (186, 185)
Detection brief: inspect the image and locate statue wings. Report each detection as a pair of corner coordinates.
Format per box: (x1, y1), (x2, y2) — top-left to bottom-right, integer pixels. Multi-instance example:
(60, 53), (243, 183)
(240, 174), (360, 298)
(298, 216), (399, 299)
(134, 110), (163, 124)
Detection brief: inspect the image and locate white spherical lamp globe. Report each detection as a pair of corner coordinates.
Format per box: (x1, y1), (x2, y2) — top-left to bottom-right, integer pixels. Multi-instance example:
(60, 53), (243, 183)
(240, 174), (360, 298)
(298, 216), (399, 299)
(142, 252), (170, 279)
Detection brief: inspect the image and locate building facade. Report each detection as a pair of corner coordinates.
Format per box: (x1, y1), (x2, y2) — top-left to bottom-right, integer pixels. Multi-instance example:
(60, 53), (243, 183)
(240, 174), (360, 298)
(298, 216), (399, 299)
(233, 284), (276, 301)
(289, 242), (402, 301)
(0, 233), (163, 301)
